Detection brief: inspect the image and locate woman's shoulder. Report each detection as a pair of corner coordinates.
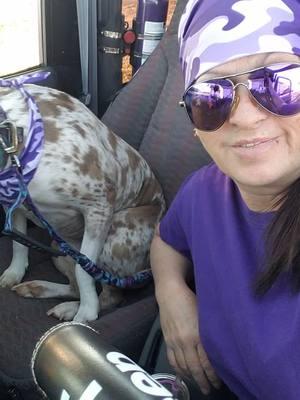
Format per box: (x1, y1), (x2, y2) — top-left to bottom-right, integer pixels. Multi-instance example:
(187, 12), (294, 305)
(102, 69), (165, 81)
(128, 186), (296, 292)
(172, 162), (230, 212)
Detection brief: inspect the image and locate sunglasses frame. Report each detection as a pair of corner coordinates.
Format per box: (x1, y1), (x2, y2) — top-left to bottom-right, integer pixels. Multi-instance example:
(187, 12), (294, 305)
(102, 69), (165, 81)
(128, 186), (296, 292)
(180, 62), (300, 132)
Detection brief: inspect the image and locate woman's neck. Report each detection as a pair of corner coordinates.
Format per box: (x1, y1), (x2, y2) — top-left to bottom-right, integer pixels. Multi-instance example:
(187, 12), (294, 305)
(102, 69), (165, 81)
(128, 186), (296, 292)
(235, 183), (285, 212)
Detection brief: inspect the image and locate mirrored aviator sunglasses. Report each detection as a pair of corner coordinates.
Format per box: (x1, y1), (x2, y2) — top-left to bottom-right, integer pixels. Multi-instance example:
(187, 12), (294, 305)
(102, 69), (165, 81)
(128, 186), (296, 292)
(180, 62), (300, 132)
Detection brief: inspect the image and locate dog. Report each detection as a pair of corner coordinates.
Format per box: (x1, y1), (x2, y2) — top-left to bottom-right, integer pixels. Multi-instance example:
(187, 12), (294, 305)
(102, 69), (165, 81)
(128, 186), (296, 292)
(0, 81), (165, 322)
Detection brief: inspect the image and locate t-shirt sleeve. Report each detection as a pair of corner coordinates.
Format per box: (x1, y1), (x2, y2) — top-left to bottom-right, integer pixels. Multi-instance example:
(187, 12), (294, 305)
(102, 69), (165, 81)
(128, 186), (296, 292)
(159, 173), (196, 261)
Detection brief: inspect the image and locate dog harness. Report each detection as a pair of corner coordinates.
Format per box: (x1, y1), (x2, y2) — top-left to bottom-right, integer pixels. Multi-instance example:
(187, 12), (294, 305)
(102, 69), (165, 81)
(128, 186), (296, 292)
(0, 73), (152, 289)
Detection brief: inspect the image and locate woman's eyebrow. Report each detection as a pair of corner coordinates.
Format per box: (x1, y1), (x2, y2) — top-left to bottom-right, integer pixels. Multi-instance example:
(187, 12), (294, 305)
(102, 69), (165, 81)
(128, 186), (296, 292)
(198, 55), (273, 82)
(197, 72), (218, 81)
(198, 65), (245, 81)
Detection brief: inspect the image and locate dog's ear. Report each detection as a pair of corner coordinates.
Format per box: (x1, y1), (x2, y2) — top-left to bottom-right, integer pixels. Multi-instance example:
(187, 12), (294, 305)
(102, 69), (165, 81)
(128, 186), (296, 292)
(0, 205), (5, 235)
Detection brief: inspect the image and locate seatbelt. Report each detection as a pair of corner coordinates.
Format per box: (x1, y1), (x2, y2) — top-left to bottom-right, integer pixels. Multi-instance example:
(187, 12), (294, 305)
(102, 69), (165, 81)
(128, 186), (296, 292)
(76, 0), (91, 106)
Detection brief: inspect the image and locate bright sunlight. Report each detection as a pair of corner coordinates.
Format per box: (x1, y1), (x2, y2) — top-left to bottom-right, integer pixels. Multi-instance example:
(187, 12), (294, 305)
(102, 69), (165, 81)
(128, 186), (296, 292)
(0, 0), (42, 76)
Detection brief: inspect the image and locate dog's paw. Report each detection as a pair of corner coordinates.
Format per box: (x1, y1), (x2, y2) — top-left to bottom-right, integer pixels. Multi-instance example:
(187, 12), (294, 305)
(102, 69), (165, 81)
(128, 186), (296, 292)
(47, 301), (80, 321)
(73, 304), (99, 323)
(0, 268), (24, 288)
(12, 281), (47, 298)
(12, 280), (78, 299)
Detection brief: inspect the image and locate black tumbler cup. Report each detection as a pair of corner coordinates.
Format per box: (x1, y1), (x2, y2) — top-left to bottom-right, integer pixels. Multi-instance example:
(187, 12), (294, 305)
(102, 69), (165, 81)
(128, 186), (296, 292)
(32, 322), (176, 400)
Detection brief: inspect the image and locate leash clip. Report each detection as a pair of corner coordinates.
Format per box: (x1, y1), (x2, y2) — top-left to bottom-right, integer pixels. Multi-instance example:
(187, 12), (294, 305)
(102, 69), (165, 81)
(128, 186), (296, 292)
(11, 154), (21, 169)
(0, 120), (19, 155)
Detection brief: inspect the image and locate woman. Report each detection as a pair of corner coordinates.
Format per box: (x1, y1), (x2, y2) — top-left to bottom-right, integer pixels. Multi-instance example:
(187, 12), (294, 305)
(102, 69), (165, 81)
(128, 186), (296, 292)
(150, 1), (300, 399)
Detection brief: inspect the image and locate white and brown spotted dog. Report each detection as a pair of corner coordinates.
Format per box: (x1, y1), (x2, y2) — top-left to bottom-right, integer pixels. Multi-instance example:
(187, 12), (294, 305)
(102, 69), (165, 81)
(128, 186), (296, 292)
(0, 84), (165, 322)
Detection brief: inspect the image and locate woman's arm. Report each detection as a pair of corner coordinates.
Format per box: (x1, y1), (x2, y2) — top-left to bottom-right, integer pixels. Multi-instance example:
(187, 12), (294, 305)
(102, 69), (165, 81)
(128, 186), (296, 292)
(150, 225), (221, 395)
(151, 225), (192, 298)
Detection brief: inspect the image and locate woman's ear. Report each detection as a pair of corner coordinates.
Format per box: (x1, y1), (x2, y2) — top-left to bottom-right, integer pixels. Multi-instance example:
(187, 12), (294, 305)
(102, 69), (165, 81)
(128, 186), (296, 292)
(193, 128), (201, 140)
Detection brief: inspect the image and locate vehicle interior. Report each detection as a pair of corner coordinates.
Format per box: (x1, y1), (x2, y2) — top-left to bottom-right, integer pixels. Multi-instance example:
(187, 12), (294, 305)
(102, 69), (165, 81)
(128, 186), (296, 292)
(0, 1), (237, 399)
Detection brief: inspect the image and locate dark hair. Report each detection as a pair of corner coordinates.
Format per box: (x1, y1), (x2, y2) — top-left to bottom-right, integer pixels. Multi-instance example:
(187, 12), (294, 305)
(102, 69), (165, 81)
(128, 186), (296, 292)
(255, 178), (300, 295)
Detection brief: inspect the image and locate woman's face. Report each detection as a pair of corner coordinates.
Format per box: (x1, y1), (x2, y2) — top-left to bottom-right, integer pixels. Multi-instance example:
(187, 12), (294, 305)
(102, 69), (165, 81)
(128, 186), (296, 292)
(195, 52), (300, 207)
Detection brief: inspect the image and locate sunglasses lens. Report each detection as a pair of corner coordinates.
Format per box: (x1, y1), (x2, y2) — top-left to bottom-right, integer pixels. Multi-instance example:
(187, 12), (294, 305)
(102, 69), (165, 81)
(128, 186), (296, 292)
(184, 64), (300, 132)
(184, 80), (233, 131)
(250, 64), (300, 116)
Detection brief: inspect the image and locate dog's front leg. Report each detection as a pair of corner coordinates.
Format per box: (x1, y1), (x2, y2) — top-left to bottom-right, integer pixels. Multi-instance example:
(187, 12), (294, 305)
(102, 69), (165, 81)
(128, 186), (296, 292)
(0, 208), (29, 288)
(73, 208), (113, 323)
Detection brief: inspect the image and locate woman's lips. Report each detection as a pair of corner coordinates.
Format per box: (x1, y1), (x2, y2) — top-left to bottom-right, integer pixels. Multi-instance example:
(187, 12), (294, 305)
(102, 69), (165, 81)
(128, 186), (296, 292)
(230, 137), (279, 158)
(232, 137), (279, 148)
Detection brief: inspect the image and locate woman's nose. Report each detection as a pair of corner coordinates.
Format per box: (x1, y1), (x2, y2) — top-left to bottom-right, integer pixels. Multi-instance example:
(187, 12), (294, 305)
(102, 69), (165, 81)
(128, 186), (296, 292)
(228, 84), (268, 128)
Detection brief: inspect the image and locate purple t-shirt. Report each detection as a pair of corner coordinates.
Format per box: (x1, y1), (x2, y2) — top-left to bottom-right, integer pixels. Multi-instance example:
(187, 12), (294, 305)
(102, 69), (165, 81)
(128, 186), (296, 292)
(159, 162), (300, 400)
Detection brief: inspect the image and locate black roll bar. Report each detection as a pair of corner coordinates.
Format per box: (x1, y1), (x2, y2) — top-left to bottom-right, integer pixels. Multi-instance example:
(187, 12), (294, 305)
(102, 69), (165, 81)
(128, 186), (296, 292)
(97, 0), (124, 117)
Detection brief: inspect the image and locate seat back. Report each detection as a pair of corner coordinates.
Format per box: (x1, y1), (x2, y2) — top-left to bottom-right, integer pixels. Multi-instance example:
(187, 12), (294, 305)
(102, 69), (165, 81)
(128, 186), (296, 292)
(103, 0), (211, 207)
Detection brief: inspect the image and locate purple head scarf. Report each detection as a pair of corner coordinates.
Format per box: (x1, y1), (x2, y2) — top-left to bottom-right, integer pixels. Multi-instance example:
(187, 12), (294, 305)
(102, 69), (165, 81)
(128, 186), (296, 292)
(178, 0), (300, 89)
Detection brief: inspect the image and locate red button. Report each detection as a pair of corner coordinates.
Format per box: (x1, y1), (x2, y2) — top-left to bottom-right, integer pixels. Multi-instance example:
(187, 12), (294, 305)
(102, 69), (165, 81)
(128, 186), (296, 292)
(123, 30), (136, 45)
